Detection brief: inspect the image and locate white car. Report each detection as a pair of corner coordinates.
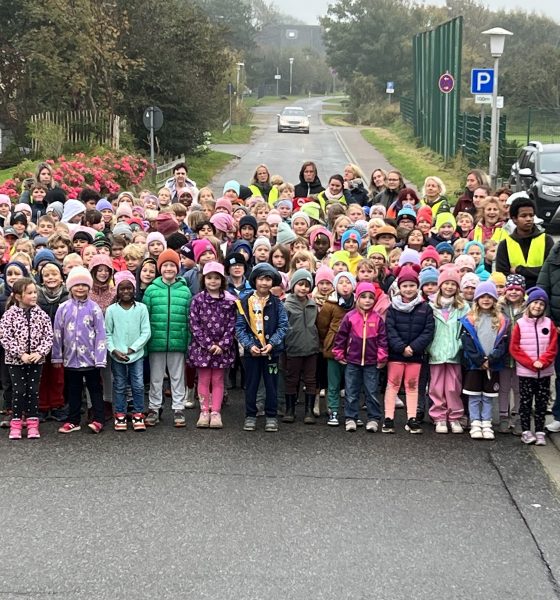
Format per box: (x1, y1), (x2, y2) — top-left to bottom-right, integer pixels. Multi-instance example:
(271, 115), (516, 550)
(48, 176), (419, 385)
(277, 107), (310, 134)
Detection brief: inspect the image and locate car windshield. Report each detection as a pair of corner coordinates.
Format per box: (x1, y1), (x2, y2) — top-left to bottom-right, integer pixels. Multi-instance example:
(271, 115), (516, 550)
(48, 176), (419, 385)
(540, 152), (560, 173)
(282, 109), (305, 116)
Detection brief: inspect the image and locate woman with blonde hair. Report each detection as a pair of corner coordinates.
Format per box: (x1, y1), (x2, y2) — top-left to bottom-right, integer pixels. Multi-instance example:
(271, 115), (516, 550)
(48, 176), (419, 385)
(422, 176), (448, 216)
(249, 164), (272, 202)
(343, 163), (369, 206)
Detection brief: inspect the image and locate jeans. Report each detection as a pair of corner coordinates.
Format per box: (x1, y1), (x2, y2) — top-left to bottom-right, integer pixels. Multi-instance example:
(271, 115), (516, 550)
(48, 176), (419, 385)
(244, 356), (278, 418)
(553, 351), (560, 421)
(344, 363), (381, 422)
(468, 394), (493, 422)
(112, 359), (145, 414)
(65, 368), (104, 425)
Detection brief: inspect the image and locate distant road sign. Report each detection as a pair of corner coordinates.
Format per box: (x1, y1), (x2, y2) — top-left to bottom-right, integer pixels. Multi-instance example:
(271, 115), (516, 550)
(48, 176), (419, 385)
(438, 73), (455, 94)
(143, 106), (163, 132)
(471, 69), (494, 94)
(386, 81), (395, 94)
(475, 94), (492, 104)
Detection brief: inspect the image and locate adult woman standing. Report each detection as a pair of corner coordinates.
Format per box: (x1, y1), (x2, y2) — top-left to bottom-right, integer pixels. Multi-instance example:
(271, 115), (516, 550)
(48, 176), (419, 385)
(368, 168), (387, 202)
(470, 197), (508, 243)
(294, 161), (324, 198)
(374, 170), (405, 209)
(316, 175), (349, 213)
(422, 176), (448, 216)
(249, 164), (272, 202)
(453, 169), (489, 216)
(343, 163), (369, 206)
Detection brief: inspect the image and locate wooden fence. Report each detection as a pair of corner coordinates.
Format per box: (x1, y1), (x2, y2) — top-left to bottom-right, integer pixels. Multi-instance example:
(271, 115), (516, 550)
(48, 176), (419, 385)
(29, 110), (124, 153)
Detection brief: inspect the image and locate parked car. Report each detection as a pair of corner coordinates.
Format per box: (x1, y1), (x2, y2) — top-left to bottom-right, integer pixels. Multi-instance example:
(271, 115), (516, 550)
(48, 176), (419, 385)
(509, 141), (560, 229)
(277, 107), (310, 134)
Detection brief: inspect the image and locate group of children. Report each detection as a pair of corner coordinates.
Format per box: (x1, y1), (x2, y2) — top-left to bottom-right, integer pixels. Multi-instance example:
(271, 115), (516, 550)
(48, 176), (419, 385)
(0, 162), (557, 446)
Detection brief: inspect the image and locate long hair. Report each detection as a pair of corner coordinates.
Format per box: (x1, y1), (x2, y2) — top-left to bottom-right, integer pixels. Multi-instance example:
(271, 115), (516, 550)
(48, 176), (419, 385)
(471, 298), (501, 330)
(433, 286), (465, 310)
(6, 277), (36, 310)
(250, 164), (270, 186)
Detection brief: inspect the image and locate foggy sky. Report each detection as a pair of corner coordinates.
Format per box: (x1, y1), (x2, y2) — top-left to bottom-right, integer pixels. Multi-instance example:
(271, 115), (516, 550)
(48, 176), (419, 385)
(276, 0), (560, 25)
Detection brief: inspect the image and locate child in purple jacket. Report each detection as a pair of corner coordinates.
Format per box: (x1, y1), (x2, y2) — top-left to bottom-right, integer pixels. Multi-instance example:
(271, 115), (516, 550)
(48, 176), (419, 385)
(333, 282), (388, 433)
(52, 266), (107, 434)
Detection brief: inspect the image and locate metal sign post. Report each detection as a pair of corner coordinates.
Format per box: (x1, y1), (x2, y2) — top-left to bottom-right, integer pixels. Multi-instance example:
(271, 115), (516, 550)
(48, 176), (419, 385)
(438, 72), (455, 161)
(143, 106), (163, 166)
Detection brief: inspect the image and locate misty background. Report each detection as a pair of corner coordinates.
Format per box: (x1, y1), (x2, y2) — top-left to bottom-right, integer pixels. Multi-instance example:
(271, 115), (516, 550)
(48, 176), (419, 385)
(274, 0), (560, 25)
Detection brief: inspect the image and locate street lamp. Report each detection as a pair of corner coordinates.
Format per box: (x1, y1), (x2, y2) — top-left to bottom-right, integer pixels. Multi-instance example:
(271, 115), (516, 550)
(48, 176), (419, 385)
(289, 57), (294, 96)
(481, 27), (513, 188)
(236, 62), (245, 108)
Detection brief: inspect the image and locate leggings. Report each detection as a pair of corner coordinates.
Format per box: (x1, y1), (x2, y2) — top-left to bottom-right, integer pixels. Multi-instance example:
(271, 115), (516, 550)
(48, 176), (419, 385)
(197, 367), (225, 413)
(498, 367), (519, 417)
(519, 376), (550, 433)
(384, 361), (422, 419)
(8, 364), (43, 419)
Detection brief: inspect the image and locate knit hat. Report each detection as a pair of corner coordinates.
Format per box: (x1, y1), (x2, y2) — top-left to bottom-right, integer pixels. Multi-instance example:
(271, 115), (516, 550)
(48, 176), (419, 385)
(526, 286), (548, 306)
(460, 272), (480, 291)
(112, 222), (133, 240)
(416, 205), (433, 225)
(290, 268), (314, 291)
(300, 202), (323, 224)
(61, 199), (86, 223)
(473, 281), (498, 301)
(232, 205), (249, 217)
(419, 266), (439, 287)
(464, 240), (485, 259)
(355, 282), (376, 299)
(248, 263), (282, 288)
(454, 254), (476, 272)
(291, 211), (311, 226)
(45, 188), (66, 206)
(146, 232), (167, 249)
(435, 212), (456, 231)
(96, 199), (113, 212)
(223, 180), (240, 196)
(397, 265), (420, 286)
(315, 265), (334, 284)
(12, 212), (28, 226)
(367, 244), (388, 260)
(33, 236), (49, 248)
(117, 191), (134, 203)
(179, 243), (194, 261)
(253, 237), (272, 251)
(369, 203), (387, 217)
(46, 202), (64, 220)
(490, 271), (507, 286)
(114, 270), (136, 291)
(145, 194), (159, 208)
(157, 249), (180, 271)
(192, 239), (217, 263)
(276, 222), (297, 246)
(309, 226), (332, 248)
(341, 228), (362, 248)
(116, 204), (133, 219)
(275, 199), (293, 212)
(330, 250), (350, 269)
(89, 253), (114, 274)
(210, 212), (234, 233)
(155, 213), (179, 237)
(202, 261), (225, 278)
(166, 232), (188, 251)
(0, 194), (11, 207)
(420, 246), (440, 267)
(333, 271), (357, 291)
(66, 266), (93, 289)
(230, 240), (253, 260)
(72, 230), (94, 244)
(398, 248), (421, 266)
(436, 241), (454, 255)
(397, 206), (417, 223)
(15, 203), (32, 217)
(215, 197), (233, 214)
(93, 236), (112, 250)
(32, 249), (56, 270)
(438, 264), (461, 287)
(224, 252), (248, 274)
(266, 212), (283, 225)
(505, 273), (526, 291)
(239, 215), (258, 233)
(375, 225), (398, 239)
(353, 220), (369, 241)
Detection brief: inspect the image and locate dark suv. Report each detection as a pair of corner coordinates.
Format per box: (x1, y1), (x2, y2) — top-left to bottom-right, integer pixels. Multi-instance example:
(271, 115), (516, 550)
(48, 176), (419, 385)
(509, 142), (560, 229)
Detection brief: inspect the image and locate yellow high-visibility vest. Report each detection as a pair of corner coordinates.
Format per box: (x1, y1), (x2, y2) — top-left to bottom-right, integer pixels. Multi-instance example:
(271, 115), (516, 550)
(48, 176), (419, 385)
(473, 224), (508, 244)
(505, 233), (546, 268)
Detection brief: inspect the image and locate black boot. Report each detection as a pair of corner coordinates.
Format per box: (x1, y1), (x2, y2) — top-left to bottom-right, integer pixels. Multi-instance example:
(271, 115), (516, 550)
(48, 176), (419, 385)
(304, 394), (316, 424)
(282, 394), (296, 423)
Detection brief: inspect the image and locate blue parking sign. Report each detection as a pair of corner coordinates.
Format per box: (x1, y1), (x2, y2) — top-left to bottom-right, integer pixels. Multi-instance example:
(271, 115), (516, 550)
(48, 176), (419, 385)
(471, 69), (494, 94)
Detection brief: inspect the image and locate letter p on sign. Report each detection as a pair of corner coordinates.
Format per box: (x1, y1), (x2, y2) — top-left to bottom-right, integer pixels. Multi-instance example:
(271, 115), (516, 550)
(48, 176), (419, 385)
(471, 69), (494, 95)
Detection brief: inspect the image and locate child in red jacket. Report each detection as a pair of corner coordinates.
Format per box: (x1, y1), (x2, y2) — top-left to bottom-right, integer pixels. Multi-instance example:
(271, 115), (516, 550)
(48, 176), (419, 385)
(510, 287), (558, 446)
(333, 282), (388, 433)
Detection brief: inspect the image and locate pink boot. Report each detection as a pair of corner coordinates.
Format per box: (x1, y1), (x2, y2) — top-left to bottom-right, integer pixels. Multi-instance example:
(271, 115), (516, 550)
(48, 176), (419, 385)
(26, 417), (40, 439)
(9, 418), (23, 440)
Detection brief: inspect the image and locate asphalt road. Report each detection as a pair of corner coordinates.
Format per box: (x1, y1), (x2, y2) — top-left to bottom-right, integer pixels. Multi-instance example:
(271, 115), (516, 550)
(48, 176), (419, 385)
(2, 107), (560, 599)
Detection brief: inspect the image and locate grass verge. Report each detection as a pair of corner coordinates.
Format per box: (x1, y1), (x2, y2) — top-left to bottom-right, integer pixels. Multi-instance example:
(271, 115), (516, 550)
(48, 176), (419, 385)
(0, 166), (19, 184)
(361, 120), (465, 194)
(322, 114), (352, 127)
(186, 150), (235, 186)
(210, 124), (254, 145)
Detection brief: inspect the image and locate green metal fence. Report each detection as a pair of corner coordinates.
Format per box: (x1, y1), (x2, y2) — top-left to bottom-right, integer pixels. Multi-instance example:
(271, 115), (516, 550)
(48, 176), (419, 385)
(412, 17), (463, 160)
(505, 107), (560, 145)
(400, 96), (414, 126)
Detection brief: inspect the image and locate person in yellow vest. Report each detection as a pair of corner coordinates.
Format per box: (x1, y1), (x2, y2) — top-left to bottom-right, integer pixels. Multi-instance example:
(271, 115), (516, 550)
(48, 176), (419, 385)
(496, 197), (553, 289)
(470, 197), (509, 243)
(248, 164), (272, 202)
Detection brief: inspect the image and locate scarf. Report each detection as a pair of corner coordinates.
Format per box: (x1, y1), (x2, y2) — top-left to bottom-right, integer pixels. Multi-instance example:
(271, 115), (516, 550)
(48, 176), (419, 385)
(337, 293), (354, 311)
(41, 285), (65, 304)
(391, 292), (423, 313)
(324, 188), (344, 203)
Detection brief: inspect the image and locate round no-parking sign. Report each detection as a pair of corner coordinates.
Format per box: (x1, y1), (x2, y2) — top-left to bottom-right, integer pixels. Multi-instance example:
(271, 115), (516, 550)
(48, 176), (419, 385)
(438, 73), (455, 94)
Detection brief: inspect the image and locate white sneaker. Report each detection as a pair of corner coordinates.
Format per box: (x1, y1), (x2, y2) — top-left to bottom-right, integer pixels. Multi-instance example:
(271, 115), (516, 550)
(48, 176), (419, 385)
(365, 420), (378, 433)
(450, 421), (463, 434)
(546, 419), (560, 433)
(345, 419), (356, 432)
(470, 420), (483, 439)
(435, 421), (448, 434)
(319, 389), (326, 398)
(395, 397), (405, 409)
(481, 421), (495, 440)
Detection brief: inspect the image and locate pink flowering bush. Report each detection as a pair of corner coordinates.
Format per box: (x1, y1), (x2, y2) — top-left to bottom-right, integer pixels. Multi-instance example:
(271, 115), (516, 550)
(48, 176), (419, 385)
(0, 153), (150, 200)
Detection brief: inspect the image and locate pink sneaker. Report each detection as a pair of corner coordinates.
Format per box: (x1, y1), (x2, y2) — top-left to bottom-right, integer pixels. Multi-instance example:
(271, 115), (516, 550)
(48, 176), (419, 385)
(58, 422), (81, 434)
(87, 421), (104, 434)
(9, 418), (22, 440)
(26, 417), (40, 439)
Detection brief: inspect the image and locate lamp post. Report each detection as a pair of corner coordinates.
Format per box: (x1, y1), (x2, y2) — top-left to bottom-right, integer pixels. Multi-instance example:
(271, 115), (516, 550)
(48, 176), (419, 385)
(236, 62), (245, 108)
(481, 27), (513, 188)
(289, 57), (294, 96)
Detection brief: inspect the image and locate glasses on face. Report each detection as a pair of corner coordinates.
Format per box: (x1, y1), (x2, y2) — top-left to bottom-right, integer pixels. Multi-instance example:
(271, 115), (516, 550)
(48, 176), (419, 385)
(387, 178), (399, 182)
